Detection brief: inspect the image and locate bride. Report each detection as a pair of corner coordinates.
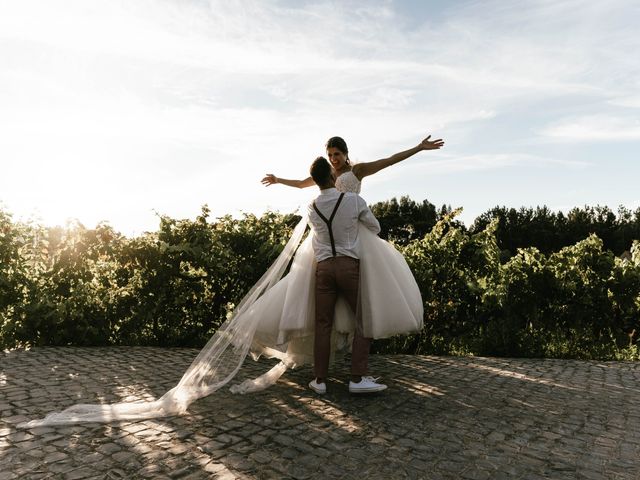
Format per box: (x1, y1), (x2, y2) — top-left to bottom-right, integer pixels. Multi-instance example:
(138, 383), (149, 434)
(18, 134), (444, 427)
(243, 135), (445, 381)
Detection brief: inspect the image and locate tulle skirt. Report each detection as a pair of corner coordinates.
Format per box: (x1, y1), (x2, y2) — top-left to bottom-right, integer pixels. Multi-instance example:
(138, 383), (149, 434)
(250, 224), (424, 361)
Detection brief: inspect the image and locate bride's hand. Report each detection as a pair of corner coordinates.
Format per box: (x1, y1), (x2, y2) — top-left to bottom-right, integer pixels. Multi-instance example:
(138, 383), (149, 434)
(261, 174), (278, 186)
(418, 135), (444, 151)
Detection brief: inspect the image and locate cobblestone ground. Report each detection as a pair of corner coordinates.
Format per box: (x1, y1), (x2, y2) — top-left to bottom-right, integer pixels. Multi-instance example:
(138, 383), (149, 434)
(1, 348), (640, 479)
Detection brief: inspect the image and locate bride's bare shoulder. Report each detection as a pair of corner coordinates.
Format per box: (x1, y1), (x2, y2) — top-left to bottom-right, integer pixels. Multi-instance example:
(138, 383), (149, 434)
(351, 164), (365, 180)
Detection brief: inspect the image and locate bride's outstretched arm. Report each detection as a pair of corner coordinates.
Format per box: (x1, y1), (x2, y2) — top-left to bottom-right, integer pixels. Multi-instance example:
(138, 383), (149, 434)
(352, 134), (444, 180)
(261, 174), (315, 188)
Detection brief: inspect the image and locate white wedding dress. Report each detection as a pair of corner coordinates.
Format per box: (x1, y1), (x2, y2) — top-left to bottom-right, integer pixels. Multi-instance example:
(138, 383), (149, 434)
(18, 172), (423, 427)
(232, 172), (423, 392)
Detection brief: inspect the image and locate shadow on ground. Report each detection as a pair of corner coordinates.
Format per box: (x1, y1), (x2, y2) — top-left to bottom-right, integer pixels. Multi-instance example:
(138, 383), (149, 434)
(1, 348), (639, 479)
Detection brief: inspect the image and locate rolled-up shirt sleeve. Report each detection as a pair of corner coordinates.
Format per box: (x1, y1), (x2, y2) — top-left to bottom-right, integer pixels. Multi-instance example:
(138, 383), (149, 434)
(357, 196), (381, 235)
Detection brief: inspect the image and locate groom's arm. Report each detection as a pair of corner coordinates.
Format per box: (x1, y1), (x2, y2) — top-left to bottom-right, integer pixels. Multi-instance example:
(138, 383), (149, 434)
(356, 196), (381, 234)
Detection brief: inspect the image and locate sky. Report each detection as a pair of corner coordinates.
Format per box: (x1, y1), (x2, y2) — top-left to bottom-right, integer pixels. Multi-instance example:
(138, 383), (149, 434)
(1, 0), (639, 236)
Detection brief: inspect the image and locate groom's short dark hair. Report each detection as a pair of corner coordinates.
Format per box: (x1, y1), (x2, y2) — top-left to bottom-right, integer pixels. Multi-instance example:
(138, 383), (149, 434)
(310, 156), (332, 186)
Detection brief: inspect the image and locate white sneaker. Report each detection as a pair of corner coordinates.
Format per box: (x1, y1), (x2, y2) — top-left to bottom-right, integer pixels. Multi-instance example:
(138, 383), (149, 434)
(309, 379), (327, 394)
(349, 376), (387, 393)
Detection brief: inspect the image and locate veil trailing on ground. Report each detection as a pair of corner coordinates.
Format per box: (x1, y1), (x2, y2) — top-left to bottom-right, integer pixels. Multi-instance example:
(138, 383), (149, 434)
(18, 215), (311, 428)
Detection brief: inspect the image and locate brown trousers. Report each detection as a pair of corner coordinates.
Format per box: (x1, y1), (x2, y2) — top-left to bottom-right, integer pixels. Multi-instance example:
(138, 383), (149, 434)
(314, 256), (371, 378)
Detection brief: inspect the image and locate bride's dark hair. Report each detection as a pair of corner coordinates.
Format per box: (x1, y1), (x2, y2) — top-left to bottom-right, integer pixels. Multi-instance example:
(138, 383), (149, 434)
(326, 136), (350, 165)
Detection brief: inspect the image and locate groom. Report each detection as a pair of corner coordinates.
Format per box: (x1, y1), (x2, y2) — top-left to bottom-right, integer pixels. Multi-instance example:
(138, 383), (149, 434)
(307, 156), (387, 394)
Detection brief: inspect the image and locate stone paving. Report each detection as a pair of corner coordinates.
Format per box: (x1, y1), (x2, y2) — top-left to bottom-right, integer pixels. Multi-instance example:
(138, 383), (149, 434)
(1, 348), (640, 479)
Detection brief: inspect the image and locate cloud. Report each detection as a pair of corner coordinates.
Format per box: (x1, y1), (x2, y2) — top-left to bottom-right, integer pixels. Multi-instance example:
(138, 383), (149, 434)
(540, 114), (640, 141)
(608, 95), (640, 109)
(0, 0), (638, 234)
(373, 151), (588, 179)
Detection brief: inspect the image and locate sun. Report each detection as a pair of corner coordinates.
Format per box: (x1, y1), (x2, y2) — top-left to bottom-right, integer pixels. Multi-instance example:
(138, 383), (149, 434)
(1, 122), (132, 232)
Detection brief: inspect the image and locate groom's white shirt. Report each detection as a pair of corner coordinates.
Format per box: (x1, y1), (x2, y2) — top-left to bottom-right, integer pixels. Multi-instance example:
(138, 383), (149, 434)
(308, 188), (380, 262)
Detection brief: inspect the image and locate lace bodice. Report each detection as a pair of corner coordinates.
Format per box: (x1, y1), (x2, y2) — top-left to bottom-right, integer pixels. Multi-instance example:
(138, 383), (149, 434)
(335, 171), (361, 194)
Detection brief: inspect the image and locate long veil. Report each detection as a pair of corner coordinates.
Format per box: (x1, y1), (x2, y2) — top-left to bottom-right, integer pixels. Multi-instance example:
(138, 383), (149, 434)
(18, 215), (310, 428)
